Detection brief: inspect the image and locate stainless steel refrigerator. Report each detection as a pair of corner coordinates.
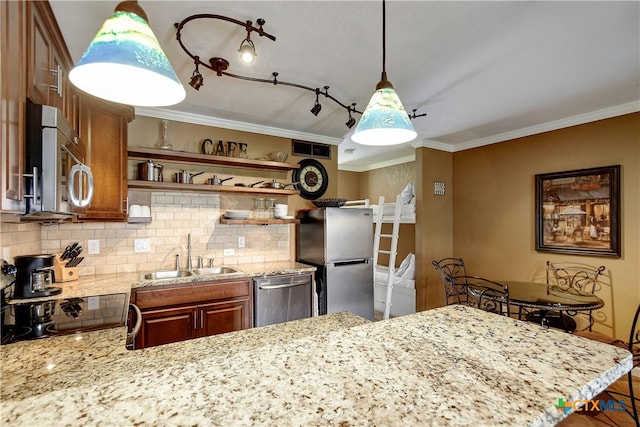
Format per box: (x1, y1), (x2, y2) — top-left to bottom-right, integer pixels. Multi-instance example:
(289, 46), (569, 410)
(296, 207), (374, 321)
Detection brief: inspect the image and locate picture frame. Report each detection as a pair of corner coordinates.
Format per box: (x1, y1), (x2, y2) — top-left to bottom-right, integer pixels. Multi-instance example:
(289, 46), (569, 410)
(535, 165), (621, 258)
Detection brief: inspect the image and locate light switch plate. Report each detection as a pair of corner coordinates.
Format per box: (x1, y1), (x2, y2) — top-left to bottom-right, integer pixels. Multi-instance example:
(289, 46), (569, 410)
(223, 248), (235, 256)
(87, 239), (100, 255)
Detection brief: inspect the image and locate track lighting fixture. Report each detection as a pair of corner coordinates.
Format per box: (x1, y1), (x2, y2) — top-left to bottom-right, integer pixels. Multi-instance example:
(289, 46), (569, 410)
(345, 103), (357, 129)
(174, 11), (426, 132)
(189, 58), (204, 90)
(310, 89), (322, 116)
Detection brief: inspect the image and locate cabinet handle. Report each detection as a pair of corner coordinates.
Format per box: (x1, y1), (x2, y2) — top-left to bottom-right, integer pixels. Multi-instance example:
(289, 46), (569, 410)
(193, 310), (197, 330)
(200, 309), (204, 329)
(49, 65), (62, 97)
(23, 166), (39, 203)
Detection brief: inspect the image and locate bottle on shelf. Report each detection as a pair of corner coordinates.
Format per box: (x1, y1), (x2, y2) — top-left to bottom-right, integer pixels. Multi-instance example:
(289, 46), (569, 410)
(156, 119), (173, 150)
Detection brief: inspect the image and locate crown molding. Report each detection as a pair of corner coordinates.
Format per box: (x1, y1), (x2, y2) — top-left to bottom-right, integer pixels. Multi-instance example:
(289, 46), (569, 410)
(412, 139), (454, 152)
(134, 107), (344, 146)
(451, 101), (639, 152)
(340, 154), (416, 172)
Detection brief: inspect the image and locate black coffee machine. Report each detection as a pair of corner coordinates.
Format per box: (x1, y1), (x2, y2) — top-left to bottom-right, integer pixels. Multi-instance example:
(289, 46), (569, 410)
(13, 255), (61, 299)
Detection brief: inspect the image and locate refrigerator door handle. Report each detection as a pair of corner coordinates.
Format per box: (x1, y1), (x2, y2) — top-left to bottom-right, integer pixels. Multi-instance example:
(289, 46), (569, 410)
(331, 259), (371, 266)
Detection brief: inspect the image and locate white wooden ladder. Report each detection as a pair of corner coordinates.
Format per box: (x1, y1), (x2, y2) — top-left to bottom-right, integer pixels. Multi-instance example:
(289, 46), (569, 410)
(373, 195), (403, 320)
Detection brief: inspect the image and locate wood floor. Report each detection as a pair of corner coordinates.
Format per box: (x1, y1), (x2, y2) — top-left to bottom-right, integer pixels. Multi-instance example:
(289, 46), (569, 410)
(558, 373), (639, 427)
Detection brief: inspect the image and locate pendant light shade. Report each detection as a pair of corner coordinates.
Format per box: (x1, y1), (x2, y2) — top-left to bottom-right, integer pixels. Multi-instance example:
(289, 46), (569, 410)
(351, 1), (417, 146)
(351, 75), (416, 146)
(69, 1), (185, 107)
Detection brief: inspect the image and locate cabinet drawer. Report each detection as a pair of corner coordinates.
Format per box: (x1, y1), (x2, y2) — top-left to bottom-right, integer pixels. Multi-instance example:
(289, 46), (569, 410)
(133, 279), (251, 309)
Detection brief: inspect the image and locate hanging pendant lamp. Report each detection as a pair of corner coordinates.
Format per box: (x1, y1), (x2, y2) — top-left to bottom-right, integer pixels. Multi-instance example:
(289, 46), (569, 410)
(351, 0), (416, 146)
(69, 1), (185, 107)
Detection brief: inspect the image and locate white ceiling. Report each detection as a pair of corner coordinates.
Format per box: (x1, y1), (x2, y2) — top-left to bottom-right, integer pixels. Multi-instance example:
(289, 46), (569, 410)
(50, 1), (639, 171)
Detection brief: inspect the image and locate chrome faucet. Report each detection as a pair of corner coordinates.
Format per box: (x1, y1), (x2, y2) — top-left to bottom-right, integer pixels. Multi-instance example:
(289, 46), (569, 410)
(186, 233), (192, 270)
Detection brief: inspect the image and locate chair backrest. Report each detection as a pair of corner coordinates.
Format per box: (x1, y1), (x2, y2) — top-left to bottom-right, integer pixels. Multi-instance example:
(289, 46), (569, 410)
(546, 261), (605, 295)
(630, 304), (640, 364)
(432, 258), (467, 305)
(458, 275), (511, 316)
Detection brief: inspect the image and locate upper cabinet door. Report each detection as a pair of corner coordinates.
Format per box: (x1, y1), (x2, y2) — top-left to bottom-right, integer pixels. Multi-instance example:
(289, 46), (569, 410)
(78, 95), (133, 222)
(26, 2), (70, 112)
(1, 0), (27, 213)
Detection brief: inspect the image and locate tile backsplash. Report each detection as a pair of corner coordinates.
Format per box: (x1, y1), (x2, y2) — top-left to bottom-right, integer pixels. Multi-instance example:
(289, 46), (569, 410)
(1, 192), (291, 276)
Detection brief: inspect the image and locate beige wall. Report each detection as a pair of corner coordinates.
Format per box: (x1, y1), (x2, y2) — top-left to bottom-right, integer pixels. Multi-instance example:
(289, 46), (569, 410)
(1, 115), (340, 278)
(453, 113), (639, 338)
(415, 148), (454, 311)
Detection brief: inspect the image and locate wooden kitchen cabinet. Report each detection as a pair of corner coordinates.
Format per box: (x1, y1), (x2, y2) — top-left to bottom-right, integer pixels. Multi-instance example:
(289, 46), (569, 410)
(198, 299), (250, 337)
(139, 305), (197, 348)
(1, 0), (27, 213)
(78, 95), (134, 221)
(26, 1), (72, 115)
(131, 278), (252, 349)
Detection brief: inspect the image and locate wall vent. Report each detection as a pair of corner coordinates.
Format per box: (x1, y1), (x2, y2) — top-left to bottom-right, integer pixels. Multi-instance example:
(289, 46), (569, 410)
(292, 139), (331, 159)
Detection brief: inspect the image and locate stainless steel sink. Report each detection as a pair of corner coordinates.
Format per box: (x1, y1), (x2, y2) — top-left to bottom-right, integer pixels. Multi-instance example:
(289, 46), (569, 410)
(143, 270), (194, 280)
(192, 266), (242, 275)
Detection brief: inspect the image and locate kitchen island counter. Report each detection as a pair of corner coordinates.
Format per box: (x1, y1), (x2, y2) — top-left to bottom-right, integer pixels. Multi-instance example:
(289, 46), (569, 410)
(1, 306), (631, 426)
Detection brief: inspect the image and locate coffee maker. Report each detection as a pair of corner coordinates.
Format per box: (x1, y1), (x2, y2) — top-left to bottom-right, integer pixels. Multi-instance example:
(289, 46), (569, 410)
(13, 255), (61, 299)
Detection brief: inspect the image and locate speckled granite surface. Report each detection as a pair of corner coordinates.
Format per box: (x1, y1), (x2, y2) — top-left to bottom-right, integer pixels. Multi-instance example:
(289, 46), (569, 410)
(6, 261), (316, 302)
(0, 305), (631, 426)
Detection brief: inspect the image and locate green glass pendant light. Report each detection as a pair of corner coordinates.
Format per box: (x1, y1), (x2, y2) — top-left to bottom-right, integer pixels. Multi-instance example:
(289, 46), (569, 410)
(69, 1), (185, 107)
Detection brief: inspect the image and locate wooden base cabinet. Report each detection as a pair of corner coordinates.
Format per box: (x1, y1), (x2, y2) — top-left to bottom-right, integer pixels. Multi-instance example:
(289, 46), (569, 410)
(131, 279), (252, 350)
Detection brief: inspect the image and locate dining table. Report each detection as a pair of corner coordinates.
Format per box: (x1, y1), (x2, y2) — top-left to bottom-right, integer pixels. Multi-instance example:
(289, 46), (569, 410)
(502, 280), (605, 332)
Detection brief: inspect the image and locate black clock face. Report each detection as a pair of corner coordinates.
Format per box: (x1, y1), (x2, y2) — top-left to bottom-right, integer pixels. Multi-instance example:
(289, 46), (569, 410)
(293, 159), (329, 200)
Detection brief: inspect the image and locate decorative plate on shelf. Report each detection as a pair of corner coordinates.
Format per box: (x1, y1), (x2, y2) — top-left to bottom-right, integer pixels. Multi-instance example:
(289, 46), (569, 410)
(312, 198), (347, 208)
(224, 210), (251, 220)
(276, 215), (295, 220)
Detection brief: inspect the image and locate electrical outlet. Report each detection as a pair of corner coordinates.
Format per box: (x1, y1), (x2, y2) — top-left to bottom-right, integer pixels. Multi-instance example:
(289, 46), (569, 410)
(2, 247), (9, 261)
(87, 239), (100, 255)
(87, 296), (100, 310)
(134, 238), (150, 253)
(434, 181), (446, 196)
(223, 248), (235, 256)
(238, 236), (245, 248)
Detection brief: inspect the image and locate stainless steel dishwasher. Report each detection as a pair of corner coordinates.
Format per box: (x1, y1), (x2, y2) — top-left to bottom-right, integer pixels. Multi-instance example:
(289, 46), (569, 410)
(254, 274), (312, 327)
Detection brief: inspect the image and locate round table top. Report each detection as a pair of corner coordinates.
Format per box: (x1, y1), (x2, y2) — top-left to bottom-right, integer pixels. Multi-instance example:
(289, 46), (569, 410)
(503, 281), (604, 311)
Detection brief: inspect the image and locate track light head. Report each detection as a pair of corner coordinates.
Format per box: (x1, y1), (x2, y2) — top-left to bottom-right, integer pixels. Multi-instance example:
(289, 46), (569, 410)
(238, 38), (256, 63)
(310, 102), (322, 116)
(345, 117), (356, 129)
(189, 60), (204, 90)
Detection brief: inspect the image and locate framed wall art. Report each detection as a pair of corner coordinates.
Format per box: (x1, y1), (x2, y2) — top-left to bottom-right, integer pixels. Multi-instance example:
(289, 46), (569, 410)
(535, 165), (621, 258)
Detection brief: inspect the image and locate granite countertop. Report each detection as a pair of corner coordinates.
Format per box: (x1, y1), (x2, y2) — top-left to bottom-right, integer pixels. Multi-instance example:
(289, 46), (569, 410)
(6, 261), (316, 303)
(0, 305), (631, 426)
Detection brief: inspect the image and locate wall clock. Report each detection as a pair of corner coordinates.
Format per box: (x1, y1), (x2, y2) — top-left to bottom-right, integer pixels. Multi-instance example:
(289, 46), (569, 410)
(293, 159), (329, 200)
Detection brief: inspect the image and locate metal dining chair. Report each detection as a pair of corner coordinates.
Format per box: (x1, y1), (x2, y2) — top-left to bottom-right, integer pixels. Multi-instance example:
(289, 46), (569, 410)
(588, 304), (640, 426)
(546, 261), (606, 331)
(449, 275), (511, 317)
(432, 258), (468, 306)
